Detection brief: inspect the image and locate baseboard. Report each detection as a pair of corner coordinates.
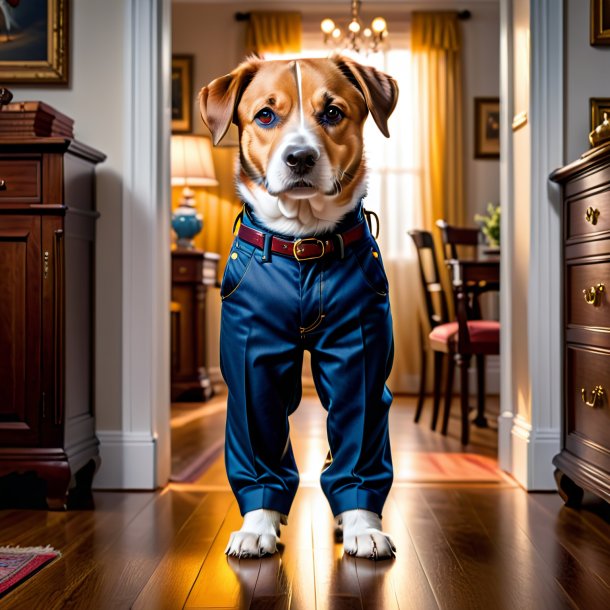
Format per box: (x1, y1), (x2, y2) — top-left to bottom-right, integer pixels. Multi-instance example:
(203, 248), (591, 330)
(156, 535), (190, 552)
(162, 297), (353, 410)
(93, 431), (157, 490)
(511, 416), (560, 490)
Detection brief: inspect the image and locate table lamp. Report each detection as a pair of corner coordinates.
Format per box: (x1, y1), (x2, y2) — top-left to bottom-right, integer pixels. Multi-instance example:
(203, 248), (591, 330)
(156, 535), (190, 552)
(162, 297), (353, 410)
(171, 135), (218, 249)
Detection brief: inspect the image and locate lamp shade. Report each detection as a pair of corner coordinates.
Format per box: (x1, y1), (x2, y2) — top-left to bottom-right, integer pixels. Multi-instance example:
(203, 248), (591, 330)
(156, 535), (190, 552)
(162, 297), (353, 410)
(171, 135), (218, 187)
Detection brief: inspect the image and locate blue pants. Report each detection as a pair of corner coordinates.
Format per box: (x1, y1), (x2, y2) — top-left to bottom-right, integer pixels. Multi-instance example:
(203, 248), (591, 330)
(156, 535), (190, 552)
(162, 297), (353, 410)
(220, 207), (394, 518)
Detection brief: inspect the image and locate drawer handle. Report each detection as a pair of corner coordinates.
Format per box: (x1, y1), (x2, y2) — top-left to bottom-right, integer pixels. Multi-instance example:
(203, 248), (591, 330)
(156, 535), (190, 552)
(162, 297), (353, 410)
(583, 283), (605, 305)
(581, 385), (605, 408)
(585, 206), (600, 225)
(0, 179), (6, 191)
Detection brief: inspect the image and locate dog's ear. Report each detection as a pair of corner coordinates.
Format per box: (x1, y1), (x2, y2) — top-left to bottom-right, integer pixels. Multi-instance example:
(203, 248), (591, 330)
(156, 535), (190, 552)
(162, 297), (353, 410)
(199, 58), (261, 146)
(332, 56), (399, 138)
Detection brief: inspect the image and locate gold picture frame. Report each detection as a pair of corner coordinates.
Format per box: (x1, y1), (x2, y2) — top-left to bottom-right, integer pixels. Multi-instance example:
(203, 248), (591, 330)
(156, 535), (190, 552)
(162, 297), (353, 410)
(0, 0), (69, 84)
(590, 97), (610, 131)
(474, 97), (500, 159)
(172, 55), (193, 134)
(591, 0), (610, 45)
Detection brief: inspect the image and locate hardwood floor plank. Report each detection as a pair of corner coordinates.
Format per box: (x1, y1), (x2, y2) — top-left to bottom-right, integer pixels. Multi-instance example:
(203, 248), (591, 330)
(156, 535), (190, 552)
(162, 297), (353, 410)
(383, 495), (438, 610)
(132, 490), (234, 610)
(464, 488), (599, 609)
(185, 499), (252, 609)
(1, 491), (157, 609)
(391, 487), (481, 610)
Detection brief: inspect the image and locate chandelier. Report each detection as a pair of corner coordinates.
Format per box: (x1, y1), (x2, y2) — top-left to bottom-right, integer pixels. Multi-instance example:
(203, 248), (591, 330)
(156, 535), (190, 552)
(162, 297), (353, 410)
(321, 0), (388, 54)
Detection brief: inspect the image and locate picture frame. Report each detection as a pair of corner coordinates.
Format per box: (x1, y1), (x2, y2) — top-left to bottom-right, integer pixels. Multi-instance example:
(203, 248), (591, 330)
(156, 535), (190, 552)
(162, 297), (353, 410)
(172, 55), (193, 134)
(590, 97), (610, 131)
(0, 0), (69, 84)
(591, 0), (610, 46)
(474, 97), (500, 159)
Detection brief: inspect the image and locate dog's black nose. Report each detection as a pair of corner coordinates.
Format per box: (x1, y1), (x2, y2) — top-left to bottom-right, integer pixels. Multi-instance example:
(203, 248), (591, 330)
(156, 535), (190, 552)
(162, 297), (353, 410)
(283, 145), (318, 175)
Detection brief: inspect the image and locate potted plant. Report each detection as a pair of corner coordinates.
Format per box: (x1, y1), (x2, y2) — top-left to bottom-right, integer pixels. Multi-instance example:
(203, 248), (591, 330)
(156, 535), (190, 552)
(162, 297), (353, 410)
(474, 202), (501, 248)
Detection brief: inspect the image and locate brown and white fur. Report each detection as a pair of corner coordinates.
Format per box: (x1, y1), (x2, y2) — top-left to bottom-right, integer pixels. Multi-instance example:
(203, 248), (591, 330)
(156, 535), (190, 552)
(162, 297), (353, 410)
(199, 56), (398, 559)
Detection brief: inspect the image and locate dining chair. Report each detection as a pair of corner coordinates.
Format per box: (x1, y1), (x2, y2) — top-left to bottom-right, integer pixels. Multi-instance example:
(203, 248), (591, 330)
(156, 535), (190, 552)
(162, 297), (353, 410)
(434, 219), (500, 445)
(408, 229), (454, 430)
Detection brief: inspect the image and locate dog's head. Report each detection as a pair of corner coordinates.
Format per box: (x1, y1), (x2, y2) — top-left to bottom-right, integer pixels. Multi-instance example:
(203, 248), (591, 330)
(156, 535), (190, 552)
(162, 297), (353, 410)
(199, 56), (398, 235)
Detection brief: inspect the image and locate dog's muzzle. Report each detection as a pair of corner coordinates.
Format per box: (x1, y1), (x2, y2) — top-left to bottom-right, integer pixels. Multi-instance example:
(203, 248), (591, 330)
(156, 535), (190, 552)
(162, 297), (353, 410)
(282, 144), (319, 176)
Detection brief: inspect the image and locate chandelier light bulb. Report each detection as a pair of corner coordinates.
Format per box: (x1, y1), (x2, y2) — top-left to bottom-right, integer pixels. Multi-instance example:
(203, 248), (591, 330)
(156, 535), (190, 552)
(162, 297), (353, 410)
(321, 18), (336, 34)
(371, 17), (387, 33)
(321, 1), (388, 54)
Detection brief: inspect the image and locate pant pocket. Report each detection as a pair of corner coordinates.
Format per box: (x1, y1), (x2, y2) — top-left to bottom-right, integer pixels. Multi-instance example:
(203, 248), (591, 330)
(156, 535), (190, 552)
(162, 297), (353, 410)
(220, 240), (256, 301)
(353, 239), (389, 296)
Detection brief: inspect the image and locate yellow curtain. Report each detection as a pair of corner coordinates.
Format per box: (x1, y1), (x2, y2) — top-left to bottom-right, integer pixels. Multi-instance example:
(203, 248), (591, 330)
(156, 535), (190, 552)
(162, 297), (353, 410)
(412, 12), (465, 238)
(245, 12), (302, 55)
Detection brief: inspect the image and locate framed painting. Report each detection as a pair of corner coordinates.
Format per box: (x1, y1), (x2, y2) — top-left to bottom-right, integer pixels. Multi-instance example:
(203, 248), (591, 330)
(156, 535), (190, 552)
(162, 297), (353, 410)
(0, 0), (68, 84)
(591, 0), (610, 45)
(172, 55), (193, 134)
(474, 97), (500, 159)
(590, 97), (610, 130)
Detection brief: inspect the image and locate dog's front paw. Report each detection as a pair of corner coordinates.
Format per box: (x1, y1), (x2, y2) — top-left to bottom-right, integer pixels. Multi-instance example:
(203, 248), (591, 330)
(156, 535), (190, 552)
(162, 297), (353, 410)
(225, 509), (285, 558)
(339, 509), (396, 560)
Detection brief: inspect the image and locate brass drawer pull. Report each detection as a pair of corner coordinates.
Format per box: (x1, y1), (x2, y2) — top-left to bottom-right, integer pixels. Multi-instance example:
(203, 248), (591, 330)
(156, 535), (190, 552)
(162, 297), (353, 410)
(0, 179), (6, 191)
(585, 206), (600, 225)
(581, 385), (605, 408)
(583, 283), (605, 305)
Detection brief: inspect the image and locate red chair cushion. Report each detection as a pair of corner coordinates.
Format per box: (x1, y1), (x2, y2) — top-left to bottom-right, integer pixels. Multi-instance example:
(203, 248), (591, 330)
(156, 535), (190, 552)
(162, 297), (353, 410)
(429, 320), (500, 352)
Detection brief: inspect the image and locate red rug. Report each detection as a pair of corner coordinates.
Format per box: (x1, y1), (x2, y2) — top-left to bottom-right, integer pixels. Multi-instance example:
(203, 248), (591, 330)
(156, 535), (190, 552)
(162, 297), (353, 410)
(0, 546), (60, 598)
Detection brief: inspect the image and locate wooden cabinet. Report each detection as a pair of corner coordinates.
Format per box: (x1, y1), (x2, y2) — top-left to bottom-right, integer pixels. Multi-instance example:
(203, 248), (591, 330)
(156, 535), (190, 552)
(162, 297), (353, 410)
(171, 249), (220, 402)
(0, 137), (105, 509)
(551, 142), (610, 506)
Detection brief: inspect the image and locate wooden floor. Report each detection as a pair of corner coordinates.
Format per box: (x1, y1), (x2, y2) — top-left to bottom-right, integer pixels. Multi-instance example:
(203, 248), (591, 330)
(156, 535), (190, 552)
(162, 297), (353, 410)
(2, 395), (610, 609)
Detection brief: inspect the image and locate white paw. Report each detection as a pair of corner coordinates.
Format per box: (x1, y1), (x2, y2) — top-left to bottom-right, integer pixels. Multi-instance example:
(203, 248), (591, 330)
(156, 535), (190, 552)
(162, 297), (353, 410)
(224, 509), (286, 558)
(338, 509), (396, 560)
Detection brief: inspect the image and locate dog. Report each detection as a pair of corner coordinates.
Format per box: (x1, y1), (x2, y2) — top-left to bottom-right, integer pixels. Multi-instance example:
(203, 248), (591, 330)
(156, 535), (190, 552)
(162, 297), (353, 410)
(200, 55), (398, 560)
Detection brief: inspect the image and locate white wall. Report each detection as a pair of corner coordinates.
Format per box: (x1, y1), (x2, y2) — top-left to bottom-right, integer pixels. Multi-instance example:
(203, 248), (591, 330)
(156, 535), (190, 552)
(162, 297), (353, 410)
(565, 0), (610, 162)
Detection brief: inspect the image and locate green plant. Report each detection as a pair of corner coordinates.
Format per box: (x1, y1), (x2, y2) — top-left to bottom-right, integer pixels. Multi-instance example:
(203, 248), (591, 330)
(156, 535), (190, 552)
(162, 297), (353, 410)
(474, 202), (501, 247)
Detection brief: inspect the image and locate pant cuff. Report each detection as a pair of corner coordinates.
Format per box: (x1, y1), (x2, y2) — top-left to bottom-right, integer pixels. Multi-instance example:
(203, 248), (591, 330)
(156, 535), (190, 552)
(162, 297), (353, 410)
(324, 488), (388, 518)
(235, 486), (296, 517)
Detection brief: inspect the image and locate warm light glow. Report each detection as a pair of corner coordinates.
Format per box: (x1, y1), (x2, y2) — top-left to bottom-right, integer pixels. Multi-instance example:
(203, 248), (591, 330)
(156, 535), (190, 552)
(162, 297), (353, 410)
(371, 17), (387, 33)
(171, 135), (218, 187)
(321, 18), (335, 34)
(321, 1), (388, 54)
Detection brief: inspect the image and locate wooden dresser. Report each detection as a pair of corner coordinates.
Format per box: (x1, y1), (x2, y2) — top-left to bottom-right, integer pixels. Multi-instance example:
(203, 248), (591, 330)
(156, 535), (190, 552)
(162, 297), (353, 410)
(551, 142), (610, 506)
(0, 135), (105, 509)
(171, 249), (220, 402)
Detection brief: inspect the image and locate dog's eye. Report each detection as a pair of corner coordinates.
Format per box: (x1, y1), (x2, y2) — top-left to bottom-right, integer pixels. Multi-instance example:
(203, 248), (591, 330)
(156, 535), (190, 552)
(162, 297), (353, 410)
(255, 108), (276, 127)
(321, 106), (344, 125)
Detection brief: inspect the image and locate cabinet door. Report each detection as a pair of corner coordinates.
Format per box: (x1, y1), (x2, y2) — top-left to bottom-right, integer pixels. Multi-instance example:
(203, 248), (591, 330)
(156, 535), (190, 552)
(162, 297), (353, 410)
(0, 215), (42, 446)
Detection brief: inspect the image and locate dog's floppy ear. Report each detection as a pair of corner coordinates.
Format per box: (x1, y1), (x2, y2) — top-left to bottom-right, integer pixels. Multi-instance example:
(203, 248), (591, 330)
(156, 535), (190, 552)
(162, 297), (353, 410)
(199, 58), (261, 146)
(332, 56), (399, 138)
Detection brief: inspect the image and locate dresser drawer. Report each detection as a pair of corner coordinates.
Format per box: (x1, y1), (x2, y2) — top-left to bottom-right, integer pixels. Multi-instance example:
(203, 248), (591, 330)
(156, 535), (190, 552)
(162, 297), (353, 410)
(567, 190), (610, 240)
(566, 346), (610, 472)
(0, 159), (41, 203)
(172, 255), (203, 283)
(567, 260), (610, 328)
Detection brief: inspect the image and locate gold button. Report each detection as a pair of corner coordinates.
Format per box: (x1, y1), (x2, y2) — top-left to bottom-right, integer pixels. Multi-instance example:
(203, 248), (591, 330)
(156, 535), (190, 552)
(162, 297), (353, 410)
(372, 251), (379, 259)
(231, 252), (238, 260)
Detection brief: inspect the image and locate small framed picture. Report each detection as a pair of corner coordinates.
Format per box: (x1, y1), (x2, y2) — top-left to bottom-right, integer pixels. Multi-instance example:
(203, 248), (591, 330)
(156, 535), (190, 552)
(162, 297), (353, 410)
(590, 97), (610, 131)
(0, 0), (69, 84)
(591, 0), (610, 46)
(172, 55), (193, 134)
(474, 97), (500, 159)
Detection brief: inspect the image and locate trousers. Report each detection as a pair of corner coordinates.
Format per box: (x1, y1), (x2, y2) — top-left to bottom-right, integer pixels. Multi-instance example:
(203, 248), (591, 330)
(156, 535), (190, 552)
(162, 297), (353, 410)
(220, 205), (394, 518)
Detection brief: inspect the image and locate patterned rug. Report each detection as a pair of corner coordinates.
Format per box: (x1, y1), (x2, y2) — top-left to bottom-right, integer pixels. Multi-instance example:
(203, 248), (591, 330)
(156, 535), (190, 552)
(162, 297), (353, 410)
(0, 546), (60, 598)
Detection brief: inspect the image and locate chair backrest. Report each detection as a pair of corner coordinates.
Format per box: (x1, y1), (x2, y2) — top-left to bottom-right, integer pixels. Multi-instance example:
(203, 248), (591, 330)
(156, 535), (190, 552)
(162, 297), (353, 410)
(435, 219), (480, 261)
(408, 229), (450, 329)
